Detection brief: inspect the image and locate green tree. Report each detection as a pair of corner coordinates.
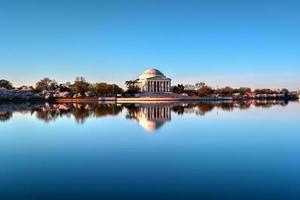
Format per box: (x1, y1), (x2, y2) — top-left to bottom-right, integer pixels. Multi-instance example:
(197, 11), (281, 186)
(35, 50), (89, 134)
(172, 84), (185, 94)
(111, 84), (124, 94)
(0, 79), (13, 89)
(125, 80), (140, 94)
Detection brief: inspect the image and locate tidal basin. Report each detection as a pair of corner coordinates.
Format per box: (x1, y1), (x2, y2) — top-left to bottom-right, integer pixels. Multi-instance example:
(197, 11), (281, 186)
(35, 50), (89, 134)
(1, 100), (300, 199)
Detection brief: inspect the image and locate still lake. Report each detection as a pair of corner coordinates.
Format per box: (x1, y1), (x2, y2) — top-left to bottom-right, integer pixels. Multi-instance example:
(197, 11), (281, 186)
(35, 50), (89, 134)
(0, 100), (300, 200)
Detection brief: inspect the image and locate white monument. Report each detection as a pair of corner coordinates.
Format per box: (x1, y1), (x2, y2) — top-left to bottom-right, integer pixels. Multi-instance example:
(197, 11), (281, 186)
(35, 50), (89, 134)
(137, 68), (171, 93)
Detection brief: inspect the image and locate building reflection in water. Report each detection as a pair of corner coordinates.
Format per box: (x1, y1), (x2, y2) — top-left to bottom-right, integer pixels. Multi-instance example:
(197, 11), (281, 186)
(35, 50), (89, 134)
(126, 104), (171, 132)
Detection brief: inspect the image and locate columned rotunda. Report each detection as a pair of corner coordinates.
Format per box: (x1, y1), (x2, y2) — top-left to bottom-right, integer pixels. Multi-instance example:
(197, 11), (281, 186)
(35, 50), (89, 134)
(137, 68), (171, 93)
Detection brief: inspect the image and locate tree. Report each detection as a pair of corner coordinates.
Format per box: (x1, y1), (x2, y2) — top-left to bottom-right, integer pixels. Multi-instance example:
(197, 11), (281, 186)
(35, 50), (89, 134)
(198, 86), (214, 97)
(35, 78), (58, 92)
(49, 80), (59, 91)
(216, 87), (235, 96)
(111, 84), (124, 94)
(125, 80), (140, 94)
(0, 79), (13, 89)
(281, 88), (289, 95)
(254, 88), (274, 94)
(58, 83), (71, 92)
(172, 84), (185, 94)
(72, 77), (90, 95)
(195, 82), (206, 89)
(238, 87), (251, 95)
(91, 83), (123, 97)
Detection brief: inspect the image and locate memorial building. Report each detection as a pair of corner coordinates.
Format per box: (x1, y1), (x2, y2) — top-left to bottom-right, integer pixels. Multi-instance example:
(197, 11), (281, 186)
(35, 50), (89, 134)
(137, 68), (171, 93)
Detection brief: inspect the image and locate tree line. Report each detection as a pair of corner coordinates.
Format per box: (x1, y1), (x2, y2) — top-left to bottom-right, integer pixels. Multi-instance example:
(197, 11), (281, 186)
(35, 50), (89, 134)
(0, 78), (124, 97)
(0, 78), (292, 97)
(173, 84), (290, 97)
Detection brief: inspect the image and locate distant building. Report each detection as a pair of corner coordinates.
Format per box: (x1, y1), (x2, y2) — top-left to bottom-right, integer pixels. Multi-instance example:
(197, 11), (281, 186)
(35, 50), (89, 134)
(137, 68), (171, 93)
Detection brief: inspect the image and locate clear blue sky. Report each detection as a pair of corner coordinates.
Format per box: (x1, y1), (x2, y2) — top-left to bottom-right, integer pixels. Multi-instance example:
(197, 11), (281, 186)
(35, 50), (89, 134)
(0, 0), (299, 90)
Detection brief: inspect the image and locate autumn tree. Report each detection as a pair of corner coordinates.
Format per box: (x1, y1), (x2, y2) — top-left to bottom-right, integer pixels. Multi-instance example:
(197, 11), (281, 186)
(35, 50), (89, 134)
(237, 87), (251, 95)
(72, 77), (90, 95)
(254, 88), (274, 94)
(215, 87), (235, 96)
(92, 83), (123, 96)
(198, 86), (214, 97)
(35, 78), (58, 92)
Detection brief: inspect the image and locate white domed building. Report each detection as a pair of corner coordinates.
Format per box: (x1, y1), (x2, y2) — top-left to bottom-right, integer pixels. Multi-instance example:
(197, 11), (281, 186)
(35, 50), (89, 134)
(137, 68), (171, 93)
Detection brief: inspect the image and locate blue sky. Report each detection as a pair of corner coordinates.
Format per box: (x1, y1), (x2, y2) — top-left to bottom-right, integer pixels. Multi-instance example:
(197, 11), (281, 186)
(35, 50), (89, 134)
(0, 0), (299, 89)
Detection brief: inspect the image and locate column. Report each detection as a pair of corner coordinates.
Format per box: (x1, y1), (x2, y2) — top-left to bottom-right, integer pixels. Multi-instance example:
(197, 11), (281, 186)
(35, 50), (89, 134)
(165, 82), (167, 92)
(166, 82), (168, 92)
(147, 81), (149, 92)
(151, 81), (154, 92)
(151, 81), (153, 92)
(159, 81), (161, 92)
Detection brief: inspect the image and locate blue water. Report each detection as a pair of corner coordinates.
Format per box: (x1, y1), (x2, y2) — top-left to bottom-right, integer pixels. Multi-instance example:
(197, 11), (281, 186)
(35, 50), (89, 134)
(0, 101), (300, 199)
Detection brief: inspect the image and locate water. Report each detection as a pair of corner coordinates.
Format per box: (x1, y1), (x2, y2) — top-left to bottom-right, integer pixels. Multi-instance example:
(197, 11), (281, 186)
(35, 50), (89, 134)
(0, 100), (300, 200)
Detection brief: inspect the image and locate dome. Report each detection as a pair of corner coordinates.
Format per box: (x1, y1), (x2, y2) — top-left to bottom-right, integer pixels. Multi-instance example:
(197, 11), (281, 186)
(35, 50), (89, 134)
(139, 68), (166, 79)
(139, 119), (166, 132)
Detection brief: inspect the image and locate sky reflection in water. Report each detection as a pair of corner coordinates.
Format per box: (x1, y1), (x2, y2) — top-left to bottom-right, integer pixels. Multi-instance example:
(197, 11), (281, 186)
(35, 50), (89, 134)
(0, 101), (300, 200)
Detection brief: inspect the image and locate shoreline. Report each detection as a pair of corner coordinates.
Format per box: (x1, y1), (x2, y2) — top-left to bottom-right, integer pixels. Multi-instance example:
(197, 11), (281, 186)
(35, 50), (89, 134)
(0, 96), (297, 104)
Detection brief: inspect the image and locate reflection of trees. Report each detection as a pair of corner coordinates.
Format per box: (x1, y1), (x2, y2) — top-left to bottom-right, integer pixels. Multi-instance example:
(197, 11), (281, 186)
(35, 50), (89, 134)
(254, 100), (288, 108)
(94, 104), (123, 118)
(31, 103), (123, 124)
(216, 103), (234, 111)
(125, 104), (140, 120)
(237, 102), (251, 110)
(172, 102), (232, 116)
(35, 109), (61, 123)
(0, 102), (124, 124)
(0, 112), (12, 122)
(196, 103), (214, 115)
(0, 100), (293, 124)
(172, 106), (185, 115)
(72, 105), (91, 124)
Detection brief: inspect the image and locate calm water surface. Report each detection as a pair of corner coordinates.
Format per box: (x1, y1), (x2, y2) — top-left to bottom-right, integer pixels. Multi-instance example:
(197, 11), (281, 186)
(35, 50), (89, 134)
(0, 100), (300, 200)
